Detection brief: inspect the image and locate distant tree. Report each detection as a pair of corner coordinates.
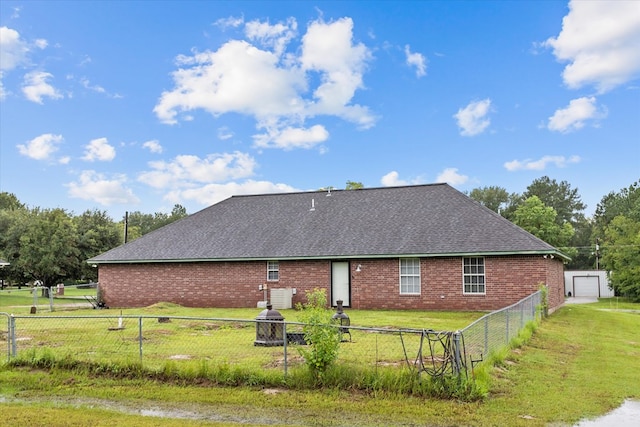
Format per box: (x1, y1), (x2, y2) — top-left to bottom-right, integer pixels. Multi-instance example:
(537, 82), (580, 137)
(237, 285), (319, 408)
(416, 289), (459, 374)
(513, 196), (575, 256)
(523, 177), (592, 269)
(9, 208), (80, 290)
(601, 216), (640, 301)
(468, 186), (520, 215)
(345, 181), (364, 190)
(74, 209), (121, 281)
(566, 216), (596, 270)
(524, 176), (586, 225)
(125, 204), (188, 238)
(594, 181), (640, 233)
(594, 181), (640, 299)
(0, 208), (30, 287)
(0, 192), (26, 211)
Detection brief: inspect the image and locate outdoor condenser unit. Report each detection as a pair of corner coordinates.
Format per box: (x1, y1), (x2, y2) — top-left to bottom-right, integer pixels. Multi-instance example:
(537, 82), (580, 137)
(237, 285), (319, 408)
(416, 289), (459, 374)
(270, 288), (293, 309)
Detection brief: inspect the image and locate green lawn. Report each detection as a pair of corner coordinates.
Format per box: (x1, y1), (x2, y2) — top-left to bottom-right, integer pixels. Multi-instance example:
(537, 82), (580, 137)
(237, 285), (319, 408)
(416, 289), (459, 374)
(1, 299), (639, 426)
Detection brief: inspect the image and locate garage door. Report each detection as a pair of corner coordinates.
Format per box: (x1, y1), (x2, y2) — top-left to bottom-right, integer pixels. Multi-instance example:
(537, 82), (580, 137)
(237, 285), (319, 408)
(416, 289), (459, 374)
(573, 276), (599, 297)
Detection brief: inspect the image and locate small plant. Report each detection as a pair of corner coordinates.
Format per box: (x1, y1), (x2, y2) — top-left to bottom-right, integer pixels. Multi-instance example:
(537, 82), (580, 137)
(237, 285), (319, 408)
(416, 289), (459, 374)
(538, 283), (549, 318)
(296, 288), (341, 382)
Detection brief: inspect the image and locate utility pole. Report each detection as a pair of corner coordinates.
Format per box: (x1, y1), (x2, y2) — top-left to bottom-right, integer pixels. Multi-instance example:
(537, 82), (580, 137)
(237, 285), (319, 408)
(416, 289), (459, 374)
(595, 238), (600, 270)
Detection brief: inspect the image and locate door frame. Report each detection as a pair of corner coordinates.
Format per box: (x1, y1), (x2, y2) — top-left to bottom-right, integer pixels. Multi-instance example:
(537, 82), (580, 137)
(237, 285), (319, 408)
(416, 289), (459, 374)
(330, 261), (351, 307)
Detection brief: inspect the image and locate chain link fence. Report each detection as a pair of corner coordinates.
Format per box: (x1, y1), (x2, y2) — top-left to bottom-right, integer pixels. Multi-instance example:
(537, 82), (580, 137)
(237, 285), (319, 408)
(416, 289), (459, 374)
(2, 291), (542, 380)
(460, 290), (542, 370)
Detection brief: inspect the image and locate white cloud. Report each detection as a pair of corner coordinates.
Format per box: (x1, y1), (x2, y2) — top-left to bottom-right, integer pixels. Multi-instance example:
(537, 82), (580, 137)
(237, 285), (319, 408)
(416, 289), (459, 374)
(253, 124), (329, 150)
(165, 180), (299, 207)
(0, 26), (53, 101)
(34, 39), (48, 49)
(381, 171), (407, 187)
(217, 126), (234, 140)
(80, 77), (105, 94)
(154, 17), (375, 150)
(543, 0), (640, 93)
(1, 26), (28, 100)
(300, 18), (374, 125)
(154, 39), (306, 124)
(380, 171), (424, 187)
(138, 151), (256, 190)
(0, 26), (28, 71)
(22, 70), (62, 103)
(67, 170), (139, 206)
(454, 99), (492, 136)
(17, 133), (63, 160)
(78, 76), (121, 98)
(547, 96), (607, 133)
(142, 140), (163, 153)
(82, 137), (116, 162)
(435, 168), (468, 186)
(214, 16), (245, 30)
(504, 155), (581, 172)
(245, 17), (297, 56)
(404, 45), (427, 77)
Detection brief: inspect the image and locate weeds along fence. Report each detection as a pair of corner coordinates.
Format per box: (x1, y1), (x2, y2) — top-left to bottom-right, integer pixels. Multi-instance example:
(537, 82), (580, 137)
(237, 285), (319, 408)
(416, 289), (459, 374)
(1, 291), (542, 381)
(1, 313), (462, 379)
(460, 290), (542, 370)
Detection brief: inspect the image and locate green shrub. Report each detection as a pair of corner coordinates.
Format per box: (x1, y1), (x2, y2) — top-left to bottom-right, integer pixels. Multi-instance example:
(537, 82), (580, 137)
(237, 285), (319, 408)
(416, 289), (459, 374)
(295, 288), (341, 382)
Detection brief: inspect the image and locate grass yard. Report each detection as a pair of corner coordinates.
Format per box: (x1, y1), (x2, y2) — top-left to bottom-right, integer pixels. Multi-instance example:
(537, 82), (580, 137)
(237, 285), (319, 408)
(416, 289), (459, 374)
(1, 298), (639, 426)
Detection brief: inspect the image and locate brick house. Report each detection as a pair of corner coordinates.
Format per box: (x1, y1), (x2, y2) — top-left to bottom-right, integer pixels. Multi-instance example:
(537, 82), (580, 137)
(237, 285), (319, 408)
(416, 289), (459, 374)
(89, 184), (567, 311)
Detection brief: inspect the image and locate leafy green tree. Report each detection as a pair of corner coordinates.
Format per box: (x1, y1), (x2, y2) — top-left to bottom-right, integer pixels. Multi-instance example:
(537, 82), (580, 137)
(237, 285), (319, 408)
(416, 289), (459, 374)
(468, 186), (521, 216)
(11, 208), (80, 289)
(595, 182), (640, 299)
(567, 216), (596, 270)
(345, 181), (364, 190)
(524, 176), (586, 225)
(0, 208), (30, 287)
(594, 181), (640, 233)
(601, 216), (640, 301)
(523, 177), (592, 269)
(125, 204), (188, 239)
(74, 209), (121, 281)
(0, 192), (26, 211)
(513, 196), (575, 256)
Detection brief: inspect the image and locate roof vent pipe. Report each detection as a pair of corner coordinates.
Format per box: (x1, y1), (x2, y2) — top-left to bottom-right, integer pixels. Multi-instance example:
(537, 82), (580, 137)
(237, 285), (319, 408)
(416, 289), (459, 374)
(310, 198), (315, 211)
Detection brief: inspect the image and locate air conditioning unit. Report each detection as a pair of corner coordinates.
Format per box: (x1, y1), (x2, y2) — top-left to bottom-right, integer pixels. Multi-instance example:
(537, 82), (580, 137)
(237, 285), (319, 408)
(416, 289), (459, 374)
(270, 288), (293, 309)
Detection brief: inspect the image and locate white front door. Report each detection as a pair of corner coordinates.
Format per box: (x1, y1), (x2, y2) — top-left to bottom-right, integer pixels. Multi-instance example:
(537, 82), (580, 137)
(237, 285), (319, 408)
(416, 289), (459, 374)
(331, 262), (350, 307)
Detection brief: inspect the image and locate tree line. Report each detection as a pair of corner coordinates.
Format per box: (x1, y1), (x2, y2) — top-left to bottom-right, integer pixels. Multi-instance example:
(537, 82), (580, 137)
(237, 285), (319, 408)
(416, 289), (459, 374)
(0, 193), (187, 289)
(1, 177), (638, 300)
(467, 177), (639, 300)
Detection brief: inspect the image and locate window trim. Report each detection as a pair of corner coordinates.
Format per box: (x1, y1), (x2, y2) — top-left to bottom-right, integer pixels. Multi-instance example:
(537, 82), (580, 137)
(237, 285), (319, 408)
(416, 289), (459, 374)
(267, 261), (279, 282)
(399, 258), (421, 295)
(462, 257), (486, 295)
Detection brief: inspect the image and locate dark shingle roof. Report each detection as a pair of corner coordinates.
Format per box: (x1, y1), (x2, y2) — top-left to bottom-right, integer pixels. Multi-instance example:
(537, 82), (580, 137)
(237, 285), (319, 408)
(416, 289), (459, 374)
(89, 184), (562, 263)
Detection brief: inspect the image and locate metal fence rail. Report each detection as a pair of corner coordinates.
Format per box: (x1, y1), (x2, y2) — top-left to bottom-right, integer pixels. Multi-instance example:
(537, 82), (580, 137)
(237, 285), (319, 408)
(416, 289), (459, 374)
(2, 292), (543, 380)
(460, 290), (542, 369)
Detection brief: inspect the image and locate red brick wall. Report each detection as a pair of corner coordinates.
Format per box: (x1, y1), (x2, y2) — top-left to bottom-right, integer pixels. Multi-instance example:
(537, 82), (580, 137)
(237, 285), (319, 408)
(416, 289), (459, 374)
(98, 255), (564, 311)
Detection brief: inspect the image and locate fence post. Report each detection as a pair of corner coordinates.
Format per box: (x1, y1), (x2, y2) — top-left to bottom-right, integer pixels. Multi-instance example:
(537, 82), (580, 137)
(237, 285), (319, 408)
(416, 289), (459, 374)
(484, 317), (489, 356)
(452, 331), (462, 376)
(505, 309), (510, 343)
(10, 315), (17, 359)
(283, 321), (287, 379)
(138, 317), (143, 363)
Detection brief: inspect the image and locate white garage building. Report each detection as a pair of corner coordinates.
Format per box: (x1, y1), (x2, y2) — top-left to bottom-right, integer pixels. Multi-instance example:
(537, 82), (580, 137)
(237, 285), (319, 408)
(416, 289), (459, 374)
(564, 270), (613, 298)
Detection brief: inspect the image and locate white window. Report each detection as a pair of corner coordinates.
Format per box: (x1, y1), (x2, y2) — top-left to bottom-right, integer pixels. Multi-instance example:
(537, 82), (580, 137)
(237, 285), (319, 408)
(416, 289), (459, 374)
(463, 257), (485, 294)
(267, 261), (279, 281)
(400, 258), (421, 294)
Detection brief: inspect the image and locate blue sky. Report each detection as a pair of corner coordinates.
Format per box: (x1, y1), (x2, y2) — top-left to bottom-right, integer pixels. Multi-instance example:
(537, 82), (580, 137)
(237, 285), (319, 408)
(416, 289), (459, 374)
(1, 1), (638, 219)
